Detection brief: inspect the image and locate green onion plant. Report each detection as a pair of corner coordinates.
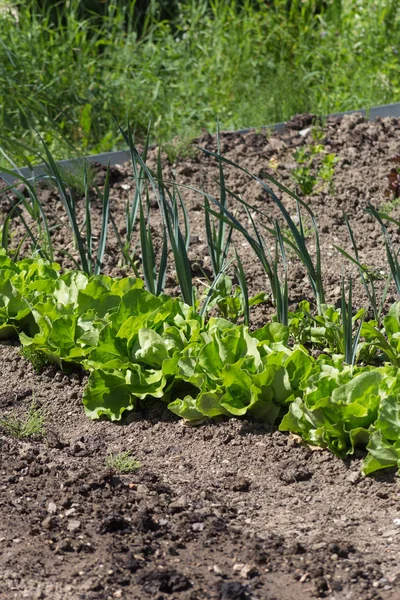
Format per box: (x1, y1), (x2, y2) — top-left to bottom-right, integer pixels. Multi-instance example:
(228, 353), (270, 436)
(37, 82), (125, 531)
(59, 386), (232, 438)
(341, 276), (363, 366)
(197, 147), (325, 313)
(0, 149), (53, 261)
(334, 212), (390, 326)
(234, 250), (249, 326)
(366, 204), (400, 296)
(204, 123), (233, 279)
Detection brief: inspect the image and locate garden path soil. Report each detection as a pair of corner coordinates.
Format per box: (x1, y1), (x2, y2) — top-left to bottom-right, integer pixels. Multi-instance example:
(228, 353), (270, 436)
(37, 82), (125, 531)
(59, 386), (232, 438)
(2, 113), (400, 599)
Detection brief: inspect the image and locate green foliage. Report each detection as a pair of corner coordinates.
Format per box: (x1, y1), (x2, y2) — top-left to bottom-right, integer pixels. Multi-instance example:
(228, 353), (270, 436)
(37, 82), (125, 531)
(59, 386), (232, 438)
(6, 140), (400, 478)
(1, 141), (111, 275)
(204, 273), (267, 325)
(4, 252), (400, 475)
(334, 212), (390, 326)
(20, 345), (48, 371)
(1, 0), (400, 165)
(291, 129), (339, 196)
(0, 400), (46, 439)
(288, 299), (364, 362)
(202, 148), (325, 313)
(106, 450), (141, 473)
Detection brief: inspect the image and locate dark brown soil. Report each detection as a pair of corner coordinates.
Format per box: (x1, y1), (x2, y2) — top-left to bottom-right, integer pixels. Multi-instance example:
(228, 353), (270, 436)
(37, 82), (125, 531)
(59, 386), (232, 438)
(2, 113), (400, 600)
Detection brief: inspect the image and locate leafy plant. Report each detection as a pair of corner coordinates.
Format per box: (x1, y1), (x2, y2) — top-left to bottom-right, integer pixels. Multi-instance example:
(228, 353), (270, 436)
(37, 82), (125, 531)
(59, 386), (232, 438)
(203, 272), (267, 325)
(41, 138), (111, 275)
(197, 147), (325, 313)
(4, 251), (400, 475)
(204, 123), (233, 280)
(366, 204), (400, 297)
(360, 303), (400, 368)
(291, 129), (339, 196)
(0, 152), (54, 262)
(1, 139), (111, 275)
(289, 299), (364, 361)
(291, 147), (318, 196)
(341, 277), (363, 366)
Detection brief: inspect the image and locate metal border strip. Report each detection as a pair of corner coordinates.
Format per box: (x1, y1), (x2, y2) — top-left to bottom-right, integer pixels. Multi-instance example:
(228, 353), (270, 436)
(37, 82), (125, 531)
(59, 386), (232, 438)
(1, 101), (400, 185)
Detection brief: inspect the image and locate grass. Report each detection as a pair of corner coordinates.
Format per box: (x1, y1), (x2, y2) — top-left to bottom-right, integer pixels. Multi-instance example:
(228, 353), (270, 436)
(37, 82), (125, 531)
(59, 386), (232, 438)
(0, 0), (400, 167)
(0, 400), (46, 439)
(106, 450), (141, 473)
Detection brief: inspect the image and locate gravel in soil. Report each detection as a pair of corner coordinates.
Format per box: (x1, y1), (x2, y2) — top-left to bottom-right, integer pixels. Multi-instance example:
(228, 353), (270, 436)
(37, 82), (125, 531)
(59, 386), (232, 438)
(2, 113), (400, 599)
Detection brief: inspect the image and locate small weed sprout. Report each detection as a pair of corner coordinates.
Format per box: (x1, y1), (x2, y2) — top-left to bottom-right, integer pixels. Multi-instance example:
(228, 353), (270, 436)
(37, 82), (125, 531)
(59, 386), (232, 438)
(291, 128), (338, 196)
(20, 346), (49, 372)
(164, 135), (196, 164)
(0, 400), (46, 439)
(106, 450), (141, 473)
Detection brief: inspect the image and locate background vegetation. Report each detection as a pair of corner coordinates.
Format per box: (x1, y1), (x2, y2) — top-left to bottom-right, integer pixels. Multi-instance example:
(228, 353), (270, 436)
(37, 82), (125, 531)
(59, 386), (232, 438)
(1, 0), (400, 166)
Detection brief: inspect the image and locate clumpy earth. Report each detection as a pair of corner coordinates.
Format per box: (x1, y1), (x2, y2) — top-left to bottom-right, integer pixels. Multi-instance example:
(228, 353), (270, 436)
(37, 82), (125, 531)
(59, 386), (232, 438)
(2, 113), (400, 599)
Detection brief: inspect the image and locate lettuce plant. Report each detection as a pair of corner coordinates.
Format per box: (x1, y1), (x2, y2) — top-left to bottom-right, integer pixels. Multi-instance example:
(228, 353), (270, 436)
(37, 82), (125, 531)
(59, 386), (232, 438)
(3, 251), (400, 476)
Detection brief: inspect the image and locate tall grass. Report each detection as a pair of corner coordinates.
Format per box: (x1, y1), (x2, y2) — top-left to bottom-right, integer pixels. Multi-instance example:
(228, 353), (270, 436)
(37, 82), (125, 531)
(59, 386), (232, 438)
(1, 0), (400, 166)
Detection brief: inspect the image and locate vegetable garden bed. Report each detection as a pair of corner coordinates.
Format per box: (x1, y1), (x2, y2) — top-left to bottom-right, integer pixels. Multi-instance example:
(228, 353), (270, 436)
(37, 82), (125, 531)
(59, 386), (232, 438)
(1, 112), (400, 599)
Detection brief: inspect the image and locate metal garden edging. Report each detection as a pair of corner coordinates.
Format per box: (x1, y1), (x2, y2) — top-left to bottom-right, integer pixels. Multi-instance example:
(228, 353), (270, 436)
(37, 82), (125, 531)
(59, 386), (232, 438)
(1, 101), (400, 185)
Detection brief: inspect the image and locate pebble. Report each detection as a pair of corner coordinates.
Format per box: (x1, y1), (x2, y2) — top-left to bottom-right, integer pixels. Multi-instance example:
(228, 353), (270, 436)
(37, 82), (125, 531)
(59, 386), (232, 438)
(55, 539), (74, 553)
(266, 138), (286, 152)
(346, 471), (360, 484)
(192, 522), (205, 532)
(42, 516), (56, 530)
(47, 502), (57, 514)
(239, 564), (259, 579)
(213, 565), (223, 575)
(67, 520), (81, 532)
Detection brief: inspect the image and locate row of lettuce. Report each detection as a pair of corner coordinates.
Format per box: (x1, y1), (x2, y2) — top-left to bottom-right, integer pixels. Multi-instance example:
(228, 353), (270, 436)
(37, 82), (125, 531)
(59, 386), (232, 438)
(1, 250), (400, 476)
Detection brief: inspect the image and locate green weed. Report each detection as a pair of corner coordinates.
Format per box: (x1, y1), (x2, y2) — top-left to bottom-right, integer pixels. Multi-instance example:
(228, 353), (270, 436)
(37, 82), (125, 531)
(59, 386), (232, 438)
(106, 450), (141, 473)
(0, 400), (46, 439)
(291, 129), (339, 196)
(163, 135), (197, 164)
(20, 346), (49, 372)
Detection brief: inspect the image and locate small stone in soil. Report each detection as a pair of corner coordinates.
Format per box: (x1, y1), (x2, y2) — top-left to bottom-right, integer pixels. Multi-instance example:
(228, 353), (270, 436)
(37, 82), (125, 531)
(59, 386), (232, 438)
(41, 516), (56, 530)
(239, 564), (259, 579)
(232, 478), (251, 492)
(55, 539), (74, 553)
(220, 580), (249, 600)
(67, 520), (81, 532)
(47, 502), (57, 514)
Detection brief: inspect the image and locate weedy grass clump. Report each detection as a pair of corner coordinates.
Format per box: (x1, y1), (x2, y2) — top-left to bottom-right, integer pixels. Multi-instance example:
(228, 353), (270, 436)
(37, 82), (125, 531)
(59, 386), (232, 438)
(0, 400), (46, 439)
(20, 346), (49, 372)
(106, 450), (141, 473)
